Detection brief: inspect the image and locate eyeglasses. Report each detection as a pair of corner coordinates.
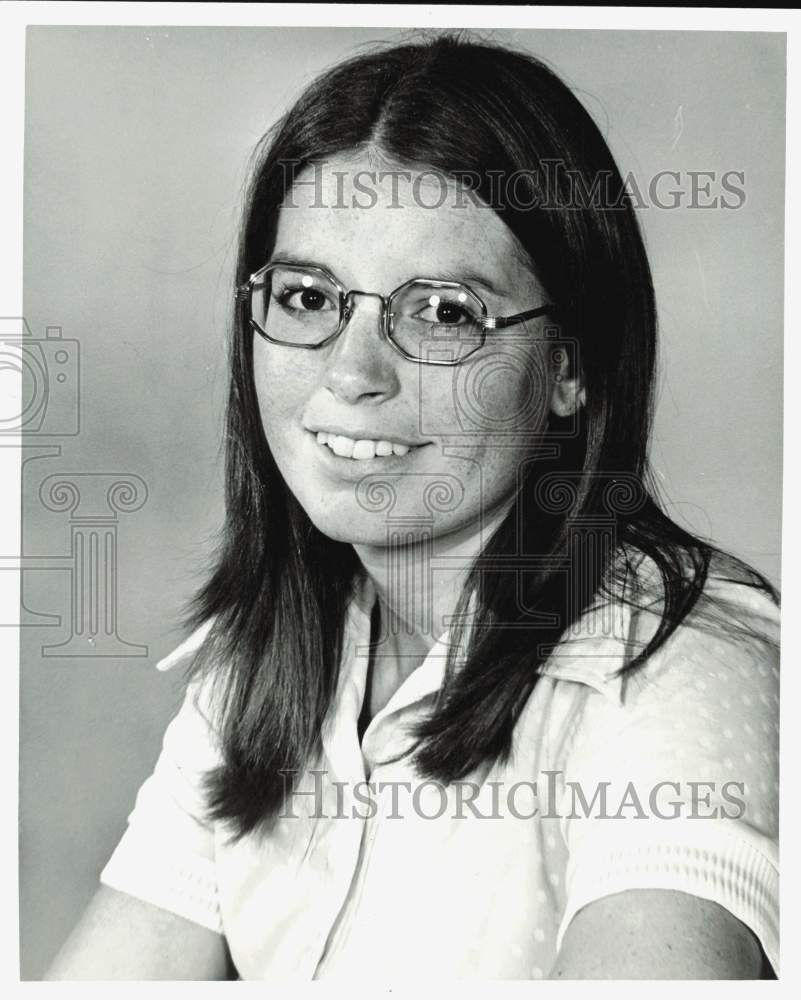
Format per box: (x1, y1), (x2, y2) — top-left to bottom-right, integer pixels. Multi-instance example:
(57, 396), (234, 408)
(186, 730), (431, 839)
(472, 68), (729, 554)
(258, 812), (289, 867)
(235, 260), (555, 366)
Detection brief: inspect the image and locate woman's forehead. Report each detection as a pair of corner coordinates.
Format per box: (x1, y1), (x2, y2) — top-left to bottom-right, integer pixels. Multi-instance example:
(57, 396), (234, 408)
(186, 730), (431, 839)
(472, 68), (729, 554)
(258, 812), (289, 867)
(275, 155), (542, 298)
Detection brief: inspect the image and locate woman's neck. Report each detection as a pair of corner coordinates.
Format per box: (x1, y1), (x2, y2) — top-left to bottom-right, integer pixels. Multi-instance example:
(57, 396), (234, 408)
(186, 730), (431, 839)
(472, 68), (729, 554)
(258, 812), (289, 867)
(352, 500), (513, 660)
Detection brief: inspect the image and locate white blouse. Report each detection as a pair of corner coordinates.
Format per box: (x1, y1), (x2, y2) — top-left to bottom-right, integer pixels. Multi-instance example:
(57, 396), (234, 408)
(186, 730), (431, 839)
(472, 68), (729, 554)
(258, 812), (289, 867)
(100, 562), (780, 979)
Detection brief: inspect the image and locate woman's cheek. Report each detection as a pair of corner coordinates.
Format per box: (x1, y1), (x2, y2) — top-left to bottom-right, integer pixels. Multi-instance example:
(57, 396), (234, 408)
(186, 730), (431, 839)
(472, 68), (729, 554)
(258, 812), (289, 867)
(473, 346), (550, 434)
(253, 344), (312, 434)
(416, 368), (461, 441)
(418, 345), (550, 443)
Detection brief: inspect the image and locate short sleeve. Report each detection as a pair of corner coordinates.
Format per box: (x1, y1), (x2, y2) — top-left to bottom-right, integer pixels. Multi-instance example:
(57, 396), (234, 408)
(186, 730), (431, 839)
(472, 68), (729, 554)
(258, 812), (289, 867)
(99, 667), (224, 934)
(556, 579), (780, 972)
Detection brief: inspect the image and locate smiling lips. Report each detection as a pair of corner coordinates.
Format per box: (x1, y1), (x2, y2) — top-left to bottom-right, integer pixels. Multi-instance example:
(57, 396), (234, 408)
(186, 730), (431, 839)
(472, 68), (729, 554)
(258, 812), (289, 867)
(315, 430), (420, 460)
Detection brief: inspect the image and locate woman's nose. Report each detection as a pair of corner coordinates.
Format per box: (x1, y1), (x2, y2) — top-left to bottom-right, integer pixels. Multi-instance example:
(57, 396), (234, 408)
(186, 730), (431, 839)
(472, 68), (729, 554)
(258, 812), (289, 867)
(322, 293), (401, 405)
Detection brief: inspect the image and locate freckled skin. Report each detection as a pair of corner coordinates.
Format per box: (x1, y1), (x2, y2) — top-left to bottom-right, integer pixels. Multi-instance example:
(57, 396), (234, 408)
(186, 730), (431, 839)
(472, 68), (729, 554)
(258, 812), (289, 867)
(253, 152), (559, 550)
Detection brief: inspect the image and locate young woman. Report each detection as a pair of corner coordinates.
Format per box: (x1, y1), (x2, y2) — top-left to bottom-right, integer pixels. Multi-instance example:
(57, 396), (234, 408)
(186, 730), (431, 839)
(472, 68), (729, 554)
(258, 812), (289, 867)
(48, 34), (779, 980)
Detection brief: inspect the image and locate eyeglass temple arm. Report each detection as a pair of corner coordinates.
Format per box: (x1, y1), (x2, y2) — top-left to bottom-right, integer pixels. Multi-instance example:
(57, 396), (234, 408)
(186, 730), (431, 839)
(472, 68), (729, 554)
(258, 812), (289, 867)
(236, 280), (270, 303)
(481, 304), (555, 330)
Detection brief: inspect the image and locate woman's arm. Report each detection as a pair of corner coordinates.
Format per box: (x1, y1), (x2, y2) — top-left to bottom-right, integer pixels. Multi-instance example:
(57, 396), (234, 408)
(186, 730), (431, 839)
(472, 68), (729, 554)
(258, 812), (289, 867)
(53, 667), (230, 980)
(550, 889), (763, 979)
(44, 886), (232, 981)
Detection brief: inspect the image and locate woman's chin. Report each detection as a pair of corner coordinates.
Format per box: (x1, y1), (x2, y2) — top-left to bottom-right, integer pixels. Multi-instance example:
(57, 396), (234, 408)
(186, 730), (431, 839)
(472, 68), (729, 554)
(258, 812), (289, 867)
(303, 507), (439, 549)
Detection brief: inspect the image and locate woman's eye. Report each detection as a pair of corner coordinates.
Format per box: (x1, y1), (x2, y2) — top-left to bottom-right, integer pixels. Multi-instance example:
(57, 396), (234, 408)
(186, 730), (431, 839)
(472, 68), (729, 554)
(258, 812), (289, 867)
(416, 300), (475, 326)
(275, 286), (337, 312)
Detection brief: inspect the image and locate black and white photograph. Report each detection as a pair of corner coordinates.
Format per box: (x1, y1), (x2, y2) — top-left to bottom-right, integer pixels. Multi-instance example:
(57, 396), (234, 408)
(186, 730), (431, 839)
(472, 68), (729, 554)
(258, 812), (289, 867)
(4, 4), (793, 984)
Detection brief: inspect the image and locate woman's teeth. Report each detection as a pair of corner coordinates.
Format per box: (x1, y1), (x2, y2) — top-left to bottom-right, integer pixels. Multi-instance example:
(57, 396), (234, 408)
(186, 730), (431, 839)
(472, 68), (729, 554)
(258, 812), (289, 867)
(315, 431), (413, 460)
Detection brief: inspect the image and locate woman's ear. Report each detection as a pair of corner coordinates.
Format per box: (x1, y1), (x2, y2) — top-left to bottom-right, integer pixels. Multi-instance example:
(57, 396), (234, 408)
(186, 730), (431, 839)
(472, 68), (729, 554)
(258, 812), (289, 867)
(549, 351), (586, 418)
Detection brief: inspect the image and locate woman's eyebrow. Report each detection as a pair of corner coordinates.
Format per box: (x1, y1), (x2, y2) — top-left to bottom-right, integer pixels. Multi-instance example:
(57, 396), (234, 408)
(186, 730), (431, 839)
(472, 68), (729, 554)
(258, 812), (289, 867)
(267, 249), (328, 270)
(435, 268), (505, 298)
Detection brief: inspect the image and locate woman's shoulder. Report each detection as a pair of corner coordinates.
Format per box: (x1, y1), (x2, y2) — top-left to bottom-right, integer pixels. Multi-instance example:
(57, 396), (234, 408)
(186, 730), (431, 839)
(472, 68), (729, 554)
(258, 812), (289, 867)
(572, 545), (780, 737)
(628, 547), (780, 676)
(540, 546), (778, 698)
(156, 619), (215, 674)
(698, 548), (779, 633)
(557, 548), (779, 828)
(552, 551), (780, 978)
(155, 619), (226, 743)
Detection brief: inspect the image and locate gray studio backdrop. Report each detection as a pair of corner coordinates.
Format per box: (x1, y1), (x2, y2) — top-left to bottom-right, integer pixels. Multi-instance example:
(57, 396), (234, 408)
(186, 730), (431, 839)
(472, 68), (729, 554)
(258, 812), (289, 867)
(19, 26), (784, 979)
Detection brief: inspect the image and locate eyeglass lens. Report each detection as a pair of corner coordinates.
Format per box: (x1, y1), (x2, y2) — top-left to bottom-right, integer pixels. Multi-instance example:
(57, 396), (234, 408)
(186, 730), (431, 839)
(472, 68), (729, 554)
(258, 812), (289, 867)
(251, 264), (486, 363)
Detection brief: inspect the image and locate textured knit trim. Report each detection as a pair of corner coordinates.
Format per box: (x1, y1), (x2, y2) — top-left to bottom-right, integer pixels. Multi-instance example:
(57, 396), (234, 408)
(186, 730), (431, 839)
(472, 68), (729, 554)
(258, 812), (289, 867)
(557, 822), (778, 974)
(99, 832), (223, 936)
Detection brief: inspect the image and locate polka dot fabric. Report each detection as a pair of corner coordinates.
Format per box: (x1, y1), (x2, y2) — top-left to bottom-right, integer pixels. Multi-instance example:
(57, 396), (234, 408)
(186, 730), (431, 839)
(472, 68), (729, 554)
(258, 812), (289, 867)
(555, 573), (779, 972)
(100, 557), (779, 978)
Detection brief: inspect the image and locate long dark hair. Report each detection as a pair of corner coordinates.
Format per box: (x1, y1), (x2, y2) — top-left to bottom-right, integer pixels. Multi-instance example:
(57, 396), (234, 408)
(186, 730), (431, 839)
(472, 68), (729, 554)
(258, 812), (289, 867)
(184, 32), (779, 841)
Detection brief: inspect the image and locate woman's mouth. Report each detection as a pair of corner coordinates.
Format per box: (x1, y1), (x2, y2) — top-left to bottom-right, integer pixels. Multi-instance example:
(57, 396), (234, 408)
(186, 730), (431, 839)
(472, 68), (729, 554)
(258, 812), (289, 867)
(315, 430), (420, 460)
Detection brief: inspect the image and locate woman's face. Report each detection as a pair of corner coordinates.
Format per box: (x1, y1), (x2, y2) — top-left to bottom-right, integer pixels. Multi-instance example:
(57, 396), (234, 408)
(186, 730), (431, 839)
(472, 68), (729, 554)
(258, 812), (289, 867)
(253, 153), (571, 549)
